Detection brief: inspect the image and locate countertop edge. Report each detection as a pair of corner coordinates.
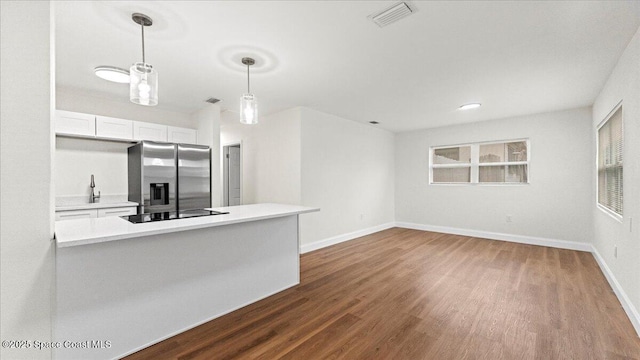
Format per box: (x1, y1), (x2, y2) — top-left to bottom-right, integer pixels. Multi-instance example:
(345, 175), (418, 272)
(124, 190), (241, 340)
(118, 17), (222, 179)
(56, 204), (319, 248)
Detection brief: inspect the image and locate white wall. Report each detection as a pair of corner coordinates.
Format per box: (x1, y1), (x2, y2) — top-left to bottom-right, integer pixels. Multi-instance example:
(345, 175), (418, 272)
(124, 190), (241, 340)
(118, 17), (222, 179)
(0, 1), (54, 359)
(395, 107), (593, 244)
(220, 108), (302, 206)
(300, 107), (396, 247)
(592, 26), (640, 333)
(56, 86), (196, 128)
(192, 104), (222, 207)
(220, 107), (395, 248)
(56, 138), (130, 198)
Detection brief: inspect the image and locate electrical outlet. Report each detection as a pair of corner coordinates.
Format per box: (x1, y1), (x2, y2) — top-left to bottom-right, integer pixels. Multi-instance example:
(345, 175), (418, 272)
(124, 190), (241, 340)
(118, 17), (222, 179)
(614, 245), (618, 258)
(360, 214), (364, 221)
(506, 215), (512, 223)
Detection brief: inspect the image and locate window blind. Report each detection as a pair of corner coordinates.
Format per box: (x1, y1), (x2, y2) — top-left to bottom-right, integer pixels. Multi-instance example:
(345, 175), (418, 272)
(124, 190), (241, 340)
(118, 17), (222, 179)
(598, 106), (623, 216)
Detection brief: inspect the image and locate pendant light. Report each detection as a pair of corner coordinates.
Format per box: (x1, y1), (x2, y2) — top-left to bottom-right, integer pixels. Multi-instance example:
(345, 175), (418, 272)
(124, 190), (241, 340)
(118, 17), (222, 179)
(240, 57), (258, 124)
(129, 13), (158, 106)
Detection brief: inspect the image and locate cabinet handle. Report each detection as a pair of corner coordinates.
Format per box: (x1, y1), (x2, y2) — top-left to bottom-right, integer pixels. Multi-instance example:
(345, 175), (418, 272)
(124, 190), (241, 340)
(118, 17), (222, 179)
(104, 210), (131, 214)
(60, 213), (91, 217)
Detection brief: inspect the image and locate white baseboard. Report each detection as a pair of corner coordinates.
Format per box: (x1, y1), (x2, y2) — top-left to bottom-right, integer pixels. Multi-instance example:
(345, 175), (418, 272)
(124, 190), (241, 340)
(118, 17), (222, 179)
(301, 221), (592, 254)
(300, 222), (396, 254)
(591, 246), (640, 337)
(395, 222), (592, 252)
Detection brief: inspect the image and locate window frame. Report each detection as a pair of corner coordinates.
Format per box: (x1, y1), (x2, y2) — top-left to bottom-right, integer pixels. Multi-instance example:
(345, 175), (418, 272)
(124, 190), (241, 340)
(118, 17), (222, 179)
(430, 145), (473, 184)
(429, 138), (530, 186)
(596, 101), (624, 221)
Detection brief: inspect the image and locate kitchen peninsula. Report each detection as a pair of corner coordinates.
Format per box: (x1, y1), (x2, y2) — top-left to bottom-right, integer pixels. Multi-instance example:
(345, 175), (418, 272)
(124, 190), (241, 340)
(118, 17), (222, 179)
(54, 203), (319, 359)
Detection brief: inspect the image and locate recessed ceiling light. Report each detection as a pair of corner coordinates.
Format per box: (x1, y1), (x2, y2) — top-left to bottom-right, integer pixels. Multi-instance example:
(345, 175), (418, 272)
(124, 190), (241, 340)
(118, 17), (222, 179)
(459, 103), (481, 111)
(94, 66), (130, 83)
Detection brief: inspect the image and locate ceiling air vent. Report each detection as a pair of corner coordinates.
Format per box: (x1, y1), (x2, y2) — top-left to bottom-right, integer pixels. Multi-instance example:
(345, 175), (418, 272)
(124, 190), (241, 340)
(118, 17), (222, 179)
(368, 2), (416, 28)
(205, 97), (221, 104)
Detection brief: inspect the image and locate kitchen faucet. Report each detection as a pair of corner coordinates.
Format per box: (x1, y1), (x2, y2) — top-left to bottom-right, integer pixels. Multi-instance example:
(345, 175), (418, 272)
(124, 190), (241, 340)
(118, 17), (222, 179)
(90, 174), (101, 203)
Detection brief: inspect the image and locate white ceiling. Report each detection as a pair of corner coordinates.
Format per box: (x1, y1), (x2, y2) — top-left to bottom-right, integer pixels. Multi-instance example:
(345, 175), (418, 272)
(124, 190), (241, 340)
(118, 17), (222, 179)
(55, 1), (640, 132)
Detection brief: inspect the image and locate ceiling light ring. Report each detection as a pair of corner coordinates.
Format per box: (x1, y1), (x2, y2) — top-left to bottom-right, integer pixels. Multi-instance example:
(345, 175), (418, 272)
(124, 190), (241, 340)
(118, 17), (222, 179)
(217, 46), (279, 75)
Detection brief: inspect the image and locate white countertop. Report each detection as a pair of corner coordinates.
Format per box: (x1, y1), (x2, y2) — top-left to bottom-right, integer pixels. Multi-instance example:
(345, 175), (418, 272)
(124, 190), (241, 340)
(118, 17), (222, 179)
(55, 203), (319, 248)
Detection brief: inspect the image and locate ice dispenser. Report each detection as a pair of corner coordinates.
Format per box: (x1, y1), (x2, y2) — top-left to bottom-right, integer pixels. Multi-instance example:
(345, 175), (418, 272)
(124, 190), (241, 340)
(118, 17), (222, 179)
(150, 183), (170, 206)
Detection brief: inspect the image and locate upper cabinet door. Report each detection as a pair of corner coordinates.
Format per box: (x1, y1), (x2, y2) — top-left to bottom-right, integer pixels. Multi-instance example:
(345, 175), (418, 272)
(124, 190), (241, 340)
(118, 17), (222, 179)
(55, 110), (96, 137)
(133, 121), (167, 142)
(167, 126), (197, 144)
(96, 116), (133, 141)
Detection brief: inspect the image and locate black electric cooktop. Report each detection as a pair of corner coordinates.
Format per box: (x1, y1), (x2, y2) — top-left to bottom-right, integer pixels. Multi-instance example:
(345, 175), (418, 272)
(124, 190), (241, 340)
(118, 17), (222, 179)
(122, 209), (229, 224)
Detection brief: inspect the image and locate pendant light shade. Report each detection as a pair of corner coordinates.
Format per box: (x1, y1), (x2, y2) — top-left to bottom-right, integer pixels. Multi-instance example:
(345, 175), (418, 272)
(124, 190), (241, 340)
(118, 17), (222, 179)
(130, 13), (158, 106)
(240, 93), (258, 125)
(130, 62), (158, 106)
(240, 57), (258, 124)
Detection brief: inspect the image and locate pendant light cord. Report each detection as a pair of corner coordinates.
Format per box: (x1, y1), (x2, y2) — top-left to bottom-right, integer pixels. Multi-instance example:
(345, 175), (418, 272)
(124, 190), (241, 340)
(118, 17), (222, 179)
(141, 23), (146, 64)
(247, 64), (251, 93)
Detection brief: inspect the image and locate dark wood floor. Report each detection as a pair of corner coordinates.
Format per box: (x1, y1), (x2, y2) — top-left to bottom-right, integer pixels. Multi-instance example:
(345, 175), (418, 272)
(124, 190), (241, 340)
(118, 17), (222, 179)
(125, 228), (640, 360)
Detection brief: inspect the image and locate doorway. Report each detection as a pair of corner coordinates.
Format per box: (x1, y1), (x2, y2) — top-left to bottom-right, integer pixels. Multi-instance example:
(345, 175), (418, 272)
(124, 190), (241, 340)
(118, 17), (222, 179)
(223, 144), (242, 206)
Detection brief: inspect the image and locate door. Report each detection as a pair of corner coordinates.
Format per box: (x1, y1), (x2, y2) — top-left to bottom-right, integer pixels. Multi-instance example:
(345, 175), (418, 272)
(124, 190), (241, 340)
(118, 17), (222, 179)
(140, 141), (177, 213)
(177, 144), (211, 211)
(55, 110), (96, 137)
(223, 144), (242, 206)
(96, 116), (133, 140)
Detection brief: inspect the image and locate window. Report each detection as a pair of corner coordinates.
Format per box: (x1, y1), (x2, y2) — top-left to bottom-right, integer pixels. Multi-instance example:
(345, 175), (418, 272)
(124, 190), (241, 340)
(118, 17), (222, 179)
(478, 141), (528, 183)
(432, 146), (471, 183)
(597, 105), (623, 217)
(430, 139), (529, 184)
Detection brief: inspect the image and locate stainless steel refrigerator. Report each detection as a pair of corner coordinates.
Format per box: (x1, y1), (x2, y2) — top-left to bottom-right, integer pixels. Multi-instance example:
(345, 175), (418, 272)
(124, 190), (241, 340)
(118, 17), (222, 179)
(128, 141), (211, 214)
(176, 143), (211, 211)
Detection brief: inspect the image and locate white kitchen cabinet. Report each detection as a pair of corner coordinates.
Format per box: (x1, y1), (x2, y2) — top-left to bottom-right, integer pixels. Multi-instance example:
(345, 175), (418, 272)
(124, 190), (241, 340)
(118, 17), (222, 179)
(55, 209), (98, 221)
(56, 206), (137, 221)
(96, 116), (133, 141)
(167, 126), (197, 144)
(55, 110), (96, 137)
(133, 121), (167, 142)
(97, 207), (137, 217)
(55, 110), (199, 145)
